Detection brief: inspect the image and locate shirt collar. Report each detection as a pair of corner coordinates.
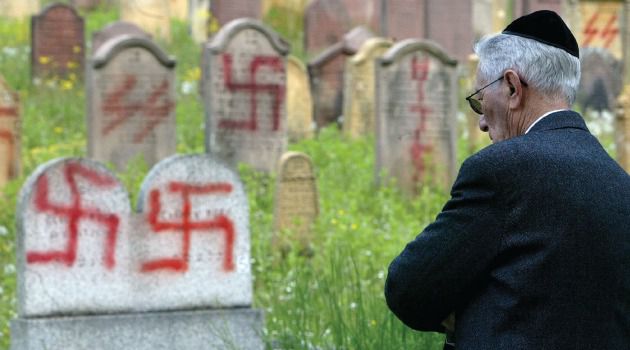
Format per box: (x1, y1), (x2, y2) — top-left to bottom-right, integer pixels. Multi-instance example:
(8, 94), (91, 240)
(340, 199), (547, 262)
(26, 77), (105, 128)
(524, 109), (568, 134)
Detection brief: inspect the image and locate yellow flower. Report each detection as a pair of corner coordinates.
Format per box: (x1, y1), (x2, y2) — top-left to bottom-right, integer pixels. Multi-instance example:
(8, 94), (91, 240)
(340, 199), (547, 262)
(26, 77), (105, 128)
(370, 320), (377, 327)
(186, 67), (201, 81)
(68, 73), (77, 81)
(73, 45), (82, 54)
(66, 61), (77, 69)
(53, 127), (63, 134)
(351, 223), (358, 230)
(61, 80), (73, 90)
(338, 209), (345, 216)
(38, 56), (50, 64)
(330, 218), (337, 225)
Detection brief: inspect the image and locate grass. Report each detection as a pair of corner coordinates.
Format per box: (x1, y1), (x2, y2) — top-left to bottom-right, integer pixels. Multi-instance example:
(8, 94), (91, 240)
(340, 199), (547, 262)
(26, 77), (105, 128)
(0, 3), (618, 350)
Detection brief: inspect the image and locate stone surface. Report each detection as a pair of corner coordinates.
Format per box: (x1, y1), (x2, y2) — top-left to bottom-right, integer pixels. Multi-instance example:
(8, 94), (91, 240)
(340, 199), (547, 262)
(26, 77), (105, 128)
(169, 0), (188, 19)
(210, 0), (262, 26)
(87, 35), (176, 171)
(30, 3), (85, 80)
(0, 0), (39, 18)
(375, 39), (458, 195)
(342, 37), (392, 138)
(203, 18), (289, 172)
(286, 56), (314, 141)
(91, 21), (152, 54)
(383, 0), (424, 40)
(69, 0), (109, 11)
(0, 76), (20, 187)
(16, 155), (251, 317)
(273, 152), (318, 251)
(308, 26), (374, 128)
(577, 47), (623, 112)
(190, 0), (210, 43)
(120, 0), (171, 41)
(575, 1), (622, 60)
(11, 308), (264, 350)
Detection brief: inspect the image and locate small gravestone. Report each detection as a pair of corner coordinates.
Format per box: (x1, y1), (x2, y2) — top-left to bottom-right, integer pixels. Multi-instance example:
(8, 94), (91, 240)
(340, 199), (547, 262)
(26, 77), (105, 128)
(87, 35), (176, 171)
(11, 155), (262, 349)
(91, 21), (152, 54)
(203, 18), (289, 172)
(69, 0), (108, 11)
(0, 76), (20, 187)
(189, 0), (210, 43)
(375, 39), (458, 195)
(273, 152), (318, 252)
(384, 0), (424, 40)
(120, 0), (171, 41)
(342, 37), (392, 138)
(286, 56), (314, 141)
(30, 3), (85, 80)
(308, 26), (374, 128)
(578, 48), (623, 113)
(210, 0), (262, 26)
(0, 0), (39, 18)
(304, 0), (352, 55)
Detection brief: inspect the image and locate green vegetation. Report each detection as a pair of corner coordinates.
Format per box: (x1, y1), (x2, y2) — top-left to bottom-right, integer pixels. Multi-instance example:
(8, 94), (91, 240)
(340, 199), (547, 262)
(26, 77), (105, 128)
(0, 4), (616, 350)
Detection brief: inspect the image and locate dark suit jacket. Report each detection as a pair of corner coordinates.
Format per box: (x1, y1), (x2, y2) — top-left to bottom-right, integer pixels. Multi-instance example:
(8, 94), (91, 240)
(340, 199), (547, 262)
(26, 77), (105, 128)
(385, 111), (630, 349)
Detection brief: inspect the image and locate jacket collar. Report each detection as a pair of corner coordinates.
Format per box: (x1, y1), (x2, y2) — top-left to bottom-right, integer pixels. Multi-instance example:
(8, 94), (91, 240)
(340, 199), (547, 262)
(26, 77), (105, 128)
(527, 110), (589, 134)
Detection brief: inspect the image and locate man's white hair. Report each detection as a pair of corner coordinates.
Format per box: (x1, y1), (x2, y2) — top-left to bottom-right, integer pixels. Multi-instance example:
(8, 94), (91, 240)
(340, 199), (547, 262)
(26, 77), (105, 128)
(473, 34), (581, 105)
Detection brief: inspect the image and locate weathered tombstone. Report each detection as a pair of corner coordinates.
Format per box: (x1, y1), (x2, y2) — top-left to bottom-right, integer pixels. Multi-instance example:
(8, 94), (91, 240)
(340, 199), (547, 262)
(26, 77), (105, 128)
(69, 0), (108, 11)
(342, 37), (392, 138)
(273, 152), (318, 252)
(286, 56), (314, 141)
(375, 39), (458, 195)
(577, 47), (623, 113)
(91, 21), (152, 54)
(203, 18), (289, 172)
(210, 0), (262, 26)
(384, 0), (424, 40)
(189, 0), (210, 43)
(515, 0), (564, 15)
(170, 0), (188, 19)
(30, 3), (85, 80)
(308, 26), (374, 129)
(0, 0), (40, 18)
(0, 77), (20, 187)
(11, 155), (263, 349)
(87, 35), (177, 171)
(120, 0), (171, 41)
(575, 1), (622, 60)
(424, 0), (474, 63)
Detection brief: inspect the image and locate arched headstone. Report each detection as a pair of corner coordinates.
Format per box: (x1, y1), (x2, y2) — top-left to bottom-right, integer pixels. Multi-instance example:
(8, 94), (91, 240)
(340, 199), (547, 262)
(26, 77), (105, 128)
(203, 18), (289, 172)
(375, 39), (458, 195)
(87, 35), (176, 171)
(286, 56), (314, 141)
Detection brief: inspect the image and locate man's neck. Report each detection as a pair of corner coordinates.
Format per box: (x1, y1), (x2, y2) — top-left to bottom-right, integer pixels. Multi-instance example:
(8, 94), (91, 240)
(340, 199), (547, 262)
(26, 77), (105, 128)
(518, 99), (569, 135)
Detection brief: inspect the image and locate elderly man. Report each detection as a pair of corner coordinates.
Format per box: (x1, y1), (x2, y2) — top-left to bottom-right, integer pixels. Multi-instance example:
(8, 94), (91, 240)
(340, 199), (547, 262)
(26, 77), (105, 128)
(385, 10), (630, 349)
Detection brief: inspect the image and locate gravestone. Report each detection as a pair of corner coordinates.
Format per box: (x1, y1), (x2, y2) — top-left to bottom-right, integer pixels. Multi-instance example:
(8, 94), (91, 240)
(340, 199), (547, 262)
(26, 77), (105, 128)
(308, 26), (374, 128)
(189, 0), (210, 43)
(91, 21), (152, 54)
(514, 0), (564, 18)
(0, 0), (39, 18)
(210, 0), (262, 26)
(273, 152), (318, 252)
(615, 86), (630, 173)
(203, 18), (289, 172)
(70, 0), (108, 11)
(575, 1), (622, 60)
(342, 37), (392, 138)
(384, 0), (424, 40)
(11, 155), (262, 349)
(30, 3), (85, 80)
(375, 39), (458, 195)
(424, 0), (473, 63)
(170, 0), (188, 19)
(87, 35), (176, 171)
(286, 56), (314, 141)
(577, 48), (623, 112)
(0, 77), (20, 187)
(120, 0), (171, 41)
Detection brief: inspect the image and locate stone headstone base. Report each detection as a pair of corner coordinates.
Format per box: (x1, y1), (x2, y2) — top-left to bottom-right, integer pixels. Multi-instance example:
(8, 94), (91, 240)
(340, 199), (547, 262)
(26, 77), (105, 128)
(11, 308), (264, 350)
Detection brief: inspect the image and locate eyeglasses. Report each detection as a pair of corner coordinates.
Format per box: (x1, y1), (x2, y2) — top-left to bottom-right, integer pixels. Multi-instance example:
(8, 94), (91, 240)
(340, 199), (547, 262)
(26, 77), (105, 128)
(465, 75), (529, 115)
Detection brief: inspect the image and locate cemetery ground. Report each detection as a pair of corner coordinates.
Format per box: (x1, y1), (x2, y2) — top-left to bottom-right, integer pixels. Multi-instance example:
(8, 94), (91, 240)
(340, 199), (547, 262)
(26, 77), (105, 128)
(0, 4), (618, 350)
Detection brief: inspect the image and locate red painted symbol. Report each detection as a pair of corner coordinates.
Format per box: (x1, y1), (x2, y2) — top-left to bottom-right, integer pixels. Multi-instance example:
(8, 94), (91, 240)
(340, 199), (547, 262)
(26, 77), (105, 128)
(141, 182), (236, 273)
(101, 75), (174, 143)
(27, 163), (121, 270)
(220, 54), (285, 132)
(408, 56), (433, 182)
(583, 12), (619, 48)
(0, 107), (18, 117)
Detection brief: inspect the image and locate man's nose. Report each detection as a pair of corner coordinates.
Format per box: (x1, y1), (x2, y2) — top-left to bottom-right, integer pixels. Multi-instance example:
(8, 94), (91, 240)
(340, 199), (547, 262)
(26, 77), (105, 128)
(479, 115), (489, 132)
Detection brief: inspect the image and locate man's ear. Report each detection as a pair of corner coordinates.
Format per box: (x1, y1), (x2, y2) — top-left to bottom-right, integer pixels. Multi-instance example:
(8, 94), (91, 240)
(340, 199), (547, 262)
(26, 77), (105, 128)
(504, 70), (523, 108)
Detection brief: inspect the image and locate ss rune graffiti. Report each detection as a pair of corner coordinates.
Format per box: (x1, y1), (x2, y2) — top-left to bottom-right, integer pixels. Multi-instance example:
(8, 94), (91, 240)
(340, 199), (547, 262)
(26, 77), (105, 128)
(408, 56), (433, 183)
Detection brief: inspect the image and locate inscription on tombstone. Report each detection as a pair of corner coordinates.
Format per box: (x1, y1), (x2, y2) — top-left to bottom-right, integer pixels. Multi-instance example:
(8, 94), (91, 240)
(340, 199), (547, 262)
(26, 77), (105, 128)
(286, 56), (314, 141)
(12, 155), (260, 348)
(576, 1), (622, 60)
(91, 21), (152, 54)
(0, 77), (20, 187)
(0, 0), (40, 18)
(343, 37), (392, 138)
(120, 0), (171, 41)
(203, 18), (289, 172)
(273, 152), (318, 252)
(375, 39), (458, 195)
(31, 3), (85, 80)
(87, 35), (176, 171)
(210, 0), (262, 26)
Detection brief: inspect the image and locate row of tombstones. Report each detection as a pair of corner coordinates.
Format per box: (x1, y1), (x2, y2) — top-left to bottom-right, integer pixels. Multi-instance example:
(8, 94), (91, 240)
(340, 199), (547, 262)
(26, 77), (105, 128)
(11, 151), (317, 349)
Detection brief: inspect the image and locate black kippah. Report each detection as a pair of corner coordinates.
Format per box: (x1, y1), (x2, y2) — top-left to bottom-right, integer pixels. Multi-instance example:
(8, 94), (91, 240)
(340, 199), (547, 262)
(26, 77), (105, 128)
(502, 10), (579, 58)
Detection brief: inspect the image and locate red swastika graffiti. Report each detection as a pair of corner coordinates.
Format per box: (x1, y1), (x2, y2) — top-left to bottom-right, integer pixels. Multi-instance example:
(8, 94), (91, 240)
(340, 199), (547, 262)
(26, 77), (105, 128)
(220, 54), (285, 132)
(101, 75), (174, 143)
(141, 182), (236, 273)
(583, 12), (619, 48)
(27, 163), (121, 270)
(408, 56), (433, 182)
